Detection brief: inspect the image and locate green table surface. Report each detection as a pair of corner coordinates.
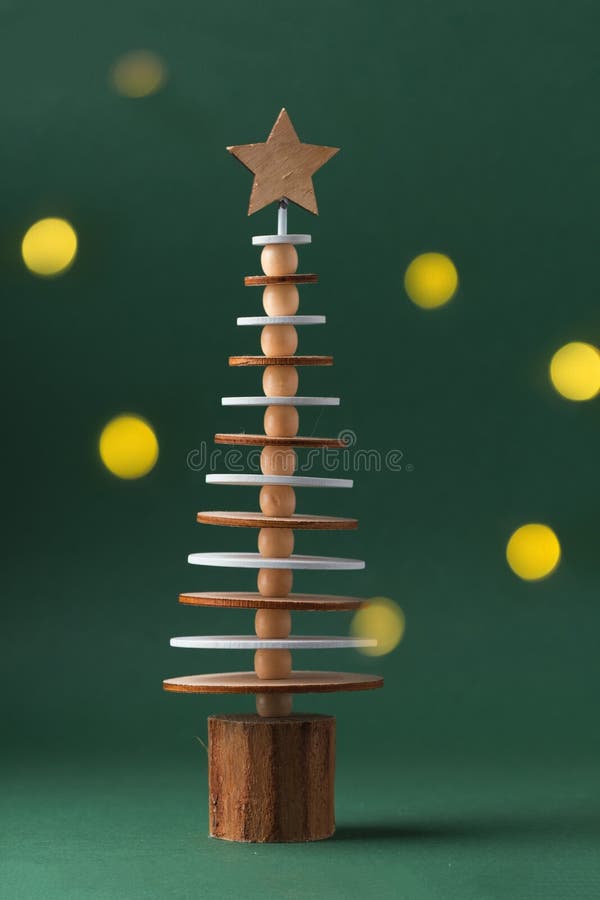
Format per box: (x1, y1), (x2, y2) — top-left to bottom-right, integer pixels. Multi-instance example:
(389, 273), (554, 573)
(3, 743), (599, 900)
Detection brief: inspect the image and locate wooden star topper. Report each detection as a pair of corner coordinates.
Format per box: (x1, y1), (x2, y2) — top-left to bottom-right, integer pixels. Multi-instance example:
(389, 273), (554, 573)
(227, 108), (339, 216)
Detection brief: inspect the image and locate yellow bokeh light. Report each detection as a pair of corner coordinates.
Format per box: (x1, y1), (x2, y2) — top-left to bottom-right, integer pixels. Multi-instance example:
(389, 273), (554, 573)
(110, 50), (167, 98)
(549, 342), (600, 402)
(404, 252), (458, 309)
(506, 523), (561, 581)
(21, 218), (77, 277)
(99, 415), (159, 480)
(351, 597), (405, 656)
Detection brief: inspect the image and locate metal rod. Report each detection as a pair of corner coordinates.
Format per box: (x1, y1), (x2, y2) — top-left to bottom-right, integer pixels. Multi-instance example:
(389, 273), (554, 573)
(277, 199), (288, 236)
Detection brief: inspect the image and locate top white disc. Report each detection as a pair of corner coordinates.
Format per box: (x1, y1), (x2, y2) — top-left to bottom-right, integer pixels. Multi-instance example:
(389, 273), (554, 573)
(237, 316), (325, 326)
(170, 635), (376, 649)
(252, 234), (312, 246)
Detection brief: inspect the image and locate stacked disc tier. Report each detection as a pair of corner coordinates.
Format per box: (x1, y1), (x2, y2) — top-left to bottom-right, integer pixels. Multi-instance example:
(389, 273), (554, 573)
(163, 237), (383, 716)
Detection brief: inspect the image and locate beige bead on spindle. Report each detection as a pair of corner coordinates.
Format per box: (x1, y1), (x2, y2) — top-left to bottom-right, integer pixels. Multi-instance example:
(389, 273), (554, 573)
(255, 609), (292, 638)
(264, 405), (299, 437)
(257, 568), (293, 597)
(259, 485), (296, 517)
(254, 649), (292, 679)
(261, 243), (298, 277)
(263, 284), (299, 316)
(260, 445), (297, 477)
(263, 365), (298, 397)
(255, 693), (293, 717)
(258, 527), (294, 557)
(261, 325), (298, 357)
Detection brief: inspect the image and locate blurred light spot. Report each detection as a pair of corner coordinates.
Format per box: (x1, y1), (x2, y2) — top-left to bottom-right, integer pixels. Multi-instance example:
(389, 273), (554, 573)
(99, 415), (158, 479)
(550, 342), (600, 401)
(351, 597), (405, 656)
(22, 218), (77, 277)
(110, 50), (167, 98)
(506, 523), (560, 581)
(404, 252), (458, 309)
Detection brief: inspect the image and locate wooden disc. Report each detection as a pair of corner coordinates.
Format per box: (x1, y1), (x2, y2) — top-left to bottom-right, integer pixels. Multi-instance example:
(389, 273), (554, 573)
(163, 671), (384, 694)
(187, 552), (364, 571)
(196, 511), (358, 530)
(215, 434), (346, 448)
(169, 635), (376, 649)
(179, 591), (365, 610)
(244, 274), (318, 287)
(229, 356), (333, 367)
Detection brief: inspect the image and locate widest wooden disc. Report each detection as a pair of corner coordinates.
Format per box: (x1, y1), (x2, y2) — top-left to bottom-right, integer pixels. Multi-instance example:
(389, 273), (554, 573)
(179, 591), (365, 610)
(163, 671), (384, 694)
(196, 511), (358, 530)
(215, 433), (346, 448)
(244, 274), (318, 286)
(229, 355), (333, 367)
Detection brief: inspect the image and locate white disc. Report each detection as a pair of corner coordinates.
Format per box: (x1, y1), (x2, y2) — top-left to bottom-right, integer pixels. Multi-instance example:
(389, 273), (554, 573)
(206, 474), (353, 488)
(237, 315), (325, 326)
(222, 396), (339, 407)
(170, 635), (376, 649)
(252, 234), (312, 246)
(187, 552), (365, 570)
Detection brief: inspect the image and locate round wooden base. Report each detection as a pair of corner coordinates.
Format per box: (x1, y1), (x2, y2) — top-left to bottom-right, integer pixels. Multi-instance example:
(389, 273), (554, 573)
(208, 714), (335, 842)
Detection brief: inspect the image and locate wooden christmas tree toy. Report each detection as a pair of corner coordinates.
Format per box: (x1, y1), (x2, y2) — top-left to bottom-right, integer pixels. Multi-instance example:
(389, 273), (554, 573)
(163, 109), (384, 843)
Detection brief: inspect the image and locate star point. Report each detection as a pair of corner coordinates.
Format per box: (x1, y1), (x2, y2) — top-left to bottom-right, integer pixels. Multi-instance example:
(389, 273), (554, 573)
(227, 108), (339, 216)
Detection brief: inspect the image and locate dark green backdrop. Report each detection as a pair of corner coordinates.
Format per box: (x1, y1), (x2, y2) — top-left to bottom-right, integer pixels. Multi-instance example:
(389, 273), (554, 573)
(2, 1), (599, 898)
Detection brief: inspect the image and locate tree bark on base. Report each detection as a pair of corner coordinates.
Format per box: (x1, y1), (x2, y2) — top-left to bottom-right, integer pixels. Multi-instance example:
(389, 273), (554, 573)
(208, 713), (335, 842)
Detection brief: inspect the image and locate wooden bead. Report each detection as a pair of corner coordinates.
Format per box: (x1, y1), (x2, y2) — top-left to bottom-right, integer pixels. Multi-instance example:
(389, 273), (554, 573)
(264, 405), (299, 437)
(254, 649), (292, 679)
(260, 445), (297, 476)
(255, 609), (292, 638)
(263, 365), (298, 397)
(257, 567), (293, 597)
(259, 485), (296, 516)
(261, 243), (298, 277)
(255, 693), (293, 717)
(263, 284), (300, 316)
(261, 325), (298, 357)
(258, 527), (294, 557)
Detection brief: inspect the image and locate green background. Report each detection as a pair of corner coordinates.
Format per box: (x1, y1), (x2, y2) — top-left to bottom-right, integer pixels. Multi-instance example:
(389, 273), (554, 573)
(2, 1), (599, 897)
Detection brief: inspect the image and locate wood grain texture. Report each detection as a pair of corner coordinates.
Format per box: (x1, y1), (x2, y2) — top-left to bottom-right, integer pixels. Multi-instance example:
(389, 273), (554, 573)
(196, 511), (358, 530)
(227, 108), (339, 216)
(208, 714), (335, 842)
(229, 355), (333, 367)
(244, 274), (318, 286)
(215, 433), (346, 448)
(163, 671), (384, 694)
(178, 591), (365, 610)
